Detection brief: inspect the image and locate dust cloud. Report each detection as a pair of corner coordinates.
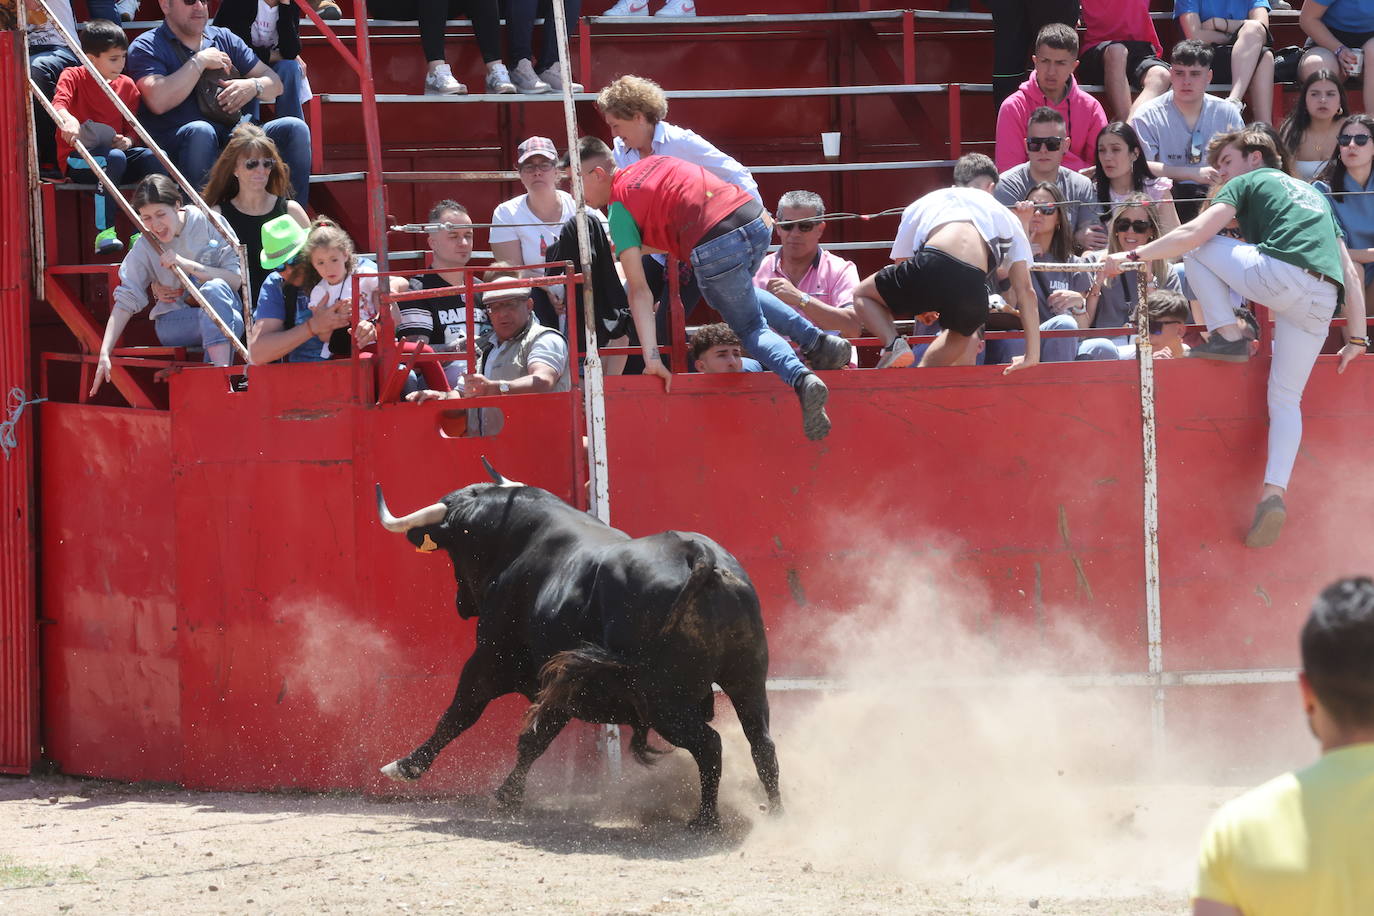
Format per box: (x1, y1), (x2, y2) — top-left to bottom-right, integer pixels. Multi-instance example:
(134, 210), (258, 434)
(731, 567), (1251, 899)
(277, 599), (403, 712)
(595, 559), (1278, 901)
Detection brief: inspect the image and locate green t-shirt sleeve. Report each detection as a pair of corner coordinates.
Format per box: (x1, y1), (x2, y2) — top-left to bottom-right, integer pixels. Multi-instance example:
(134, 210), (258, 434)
(608, 202), (642, 253)
(1212, 174), (1246, 212)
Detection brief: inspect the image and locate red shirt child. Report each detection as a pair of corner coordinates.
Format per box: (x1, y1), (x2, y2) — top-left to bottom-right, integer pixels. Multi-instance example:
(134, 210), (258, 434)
(51, 66), (141, 171)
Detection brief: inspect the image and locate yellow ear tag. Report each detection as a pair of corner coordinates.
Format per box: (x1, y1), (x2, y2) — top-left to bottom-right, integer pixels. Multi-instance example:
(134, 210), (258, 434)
(417, 533), (439, 553)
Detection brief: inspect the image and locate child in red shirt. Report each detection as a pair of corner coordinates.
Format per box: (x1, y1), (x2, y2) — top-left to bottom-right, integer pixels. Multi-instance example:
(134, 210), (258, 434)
(51, 19), (163, 255)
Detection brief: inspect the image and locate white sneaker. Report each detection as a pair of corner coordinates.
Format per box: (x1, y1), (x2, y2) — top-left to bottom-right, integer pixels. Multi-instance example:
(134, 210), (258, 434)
(655, 0), (696, 15)
(114, 0), (140, 20)
(874, 336), (914, 369)
(604, 0), (650, 14)
(510, 59), (553, 94)
(538, 66), (584, 93)
(424, 63), (467, 96)
(485, 62), (517, 94)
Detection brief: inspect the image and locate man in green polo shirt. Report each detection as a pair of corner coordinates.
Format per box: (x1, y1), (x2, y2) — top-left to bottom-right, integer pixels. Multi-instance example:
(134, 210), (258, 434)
(1102, 124), (1367, 548)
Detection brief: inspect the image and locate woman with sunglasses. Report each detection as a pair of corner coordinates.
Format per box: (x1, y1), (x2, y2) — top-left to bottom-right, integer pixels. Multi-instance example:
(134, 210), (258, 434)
(998, 182), (1103, 363)
(1093, 122), (1179, 235)
(1279, 70), (1349, 182)
(1315, 114), (1374, 303)
(1083, 194), (1186, 352)
(202, 123), (308, 306)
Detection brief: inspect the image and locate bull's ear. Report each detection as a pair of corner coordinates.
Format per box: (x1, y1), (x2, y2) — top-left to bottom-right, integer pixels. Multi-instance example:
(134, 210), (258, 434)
(480, 455), (523, 488)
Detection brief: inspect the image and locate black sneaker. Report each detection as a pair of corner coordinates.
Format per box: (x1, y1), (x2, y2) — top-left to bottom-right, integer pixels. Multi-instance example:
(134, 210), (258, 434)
(794, 372), (831, 441)
(1245, 495), (1287, 548)
(1187, 333), (1250, 363)
(805, 333), (852, 370)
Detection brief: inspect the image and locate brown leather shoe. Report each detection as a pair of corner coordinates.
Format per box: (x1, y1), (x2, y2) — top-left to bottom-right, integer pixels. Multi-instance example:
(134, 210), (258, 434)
(1244, 494), (1287, 548)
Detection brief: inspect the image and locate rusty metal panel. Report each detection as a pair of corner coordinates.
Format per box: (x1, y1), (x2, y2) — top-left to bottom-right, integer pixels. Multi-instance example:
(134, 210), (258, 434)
(0, 33), (38, 775)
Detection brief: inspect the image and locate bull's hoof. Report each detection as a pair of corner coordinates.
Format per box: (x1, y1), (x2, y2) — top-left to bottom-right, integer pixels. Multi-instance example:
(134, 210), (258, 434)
(494, 782), (525, 810)
(687, 811), (721, 832)
(380, 759), (421, 782)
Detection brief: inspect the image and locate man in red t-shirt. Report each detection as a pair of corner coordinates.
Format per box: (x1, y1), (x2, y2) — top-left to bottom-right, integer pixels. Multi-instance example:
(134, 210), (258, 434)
(52, 19), (163, 255)
(1078, 0), (1172, 121)
(570, 136), (851, 441)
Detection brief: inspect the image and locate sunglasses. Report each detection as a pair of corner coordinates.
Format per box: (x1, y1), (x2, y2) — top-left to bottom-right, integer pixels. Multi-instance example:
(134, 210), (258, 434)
(777, 219), (819, 233)
(1030, 203), (1057, 216)
(242, 158), (273, 171)
(1026, 137), (1065, 152)
(519, 160), (555, 173)
(180, 0), (209, 6)
(1114, 218), (1153, 234)
(1339, 133), (1373, 147)
(1148, 319), (1186, 334)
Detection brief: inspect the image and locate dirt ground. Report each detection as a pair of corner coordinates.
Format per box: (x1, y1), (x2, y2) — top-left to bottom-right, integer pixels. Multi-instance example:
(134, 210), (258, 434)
(0, 768), (1229, 916)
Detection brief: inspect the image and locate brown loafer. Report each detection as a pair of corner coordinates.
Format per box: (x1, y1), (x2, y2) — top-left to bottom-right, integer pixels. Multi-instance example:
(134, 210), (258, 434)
(1244, 494), (1287, 548)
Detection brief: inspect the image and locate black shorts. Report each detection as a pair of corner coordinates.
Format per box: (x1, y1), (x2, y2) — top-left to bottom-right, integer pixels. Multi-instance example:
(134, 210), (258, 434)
(1207, 27), (1273, 84)
(1078, 40), (1168, 91)
(1307, 25), (1374, 54)
(874, 247), (989, 338)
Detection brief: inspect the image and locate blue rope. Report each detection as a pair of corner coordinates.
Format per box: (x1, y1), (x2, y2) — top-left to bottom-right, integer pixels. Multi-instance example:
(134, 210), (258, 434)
(1, 388), (46, 461)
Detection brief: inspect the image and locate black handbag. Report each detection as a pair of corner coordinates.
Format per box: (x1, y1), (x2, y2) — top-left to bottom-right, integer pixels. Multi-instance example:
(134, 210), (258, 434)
(167, 35), (244, 128)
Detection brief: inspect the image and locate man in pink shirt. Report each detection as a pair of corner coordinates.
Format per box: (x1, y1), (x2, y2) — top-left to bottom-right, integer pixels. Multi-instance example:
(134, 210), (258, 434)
(753, 190), (862, 344)
(995, 22), (1109, 173)
(1078, 0), (1172, 120)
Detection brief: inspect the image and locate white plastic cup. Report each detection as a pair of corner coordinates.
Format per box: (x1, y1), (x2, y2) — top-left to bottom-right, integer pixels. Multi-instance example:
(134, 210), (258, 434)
(1351, 48), (1364, 78)
(821, 131), (841, 159)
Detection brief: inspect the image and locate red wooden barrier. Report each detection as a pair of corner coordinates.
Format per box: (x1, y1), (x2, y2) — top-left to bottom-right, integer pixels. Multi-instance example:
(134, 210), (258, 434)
(37, 352), (1374, 790)
(0, 33), (38, 775)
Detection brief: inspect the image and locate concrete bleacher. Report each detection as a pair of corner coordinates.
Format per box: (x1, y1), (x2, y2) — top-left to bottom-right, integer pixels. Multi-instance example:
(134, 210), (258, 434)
(43, 1), (1318, 286)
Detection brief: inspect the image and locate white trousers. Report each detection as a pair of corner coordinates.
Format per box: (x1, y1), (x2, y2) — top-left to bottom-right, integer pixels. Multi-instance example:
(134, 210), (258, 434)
(1182, 236), (1337, 489)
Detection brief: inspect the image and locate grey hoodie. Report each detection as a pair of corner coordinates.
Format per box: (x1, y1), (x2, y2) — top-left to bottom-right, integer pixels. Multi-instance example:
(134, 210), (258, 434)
(112, 207), (242, 319)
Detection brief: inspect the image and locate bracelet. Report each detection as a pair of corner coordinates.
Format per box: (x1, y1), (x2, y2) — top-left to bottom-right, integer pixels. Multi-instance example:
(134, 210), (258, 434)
(1348, 335), (1368, 348)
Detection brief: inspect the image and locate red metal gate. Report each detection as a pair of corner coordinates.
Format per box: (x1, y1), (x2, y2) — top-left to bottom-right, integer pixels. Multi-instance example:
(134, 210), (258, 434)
(0, 31), (38, 775)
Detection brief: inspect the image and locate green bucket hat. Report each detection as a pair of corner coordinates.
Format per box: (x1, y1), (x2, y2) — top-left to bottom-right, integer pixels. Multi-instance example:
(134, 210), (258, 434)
(260, 214), (309, 270)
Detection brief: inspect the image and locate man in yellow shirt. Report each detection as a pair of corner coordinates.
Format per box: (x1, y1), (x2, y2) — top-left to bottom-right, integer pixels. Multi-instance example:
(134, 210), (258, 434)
(1193, 576), (1374, 916)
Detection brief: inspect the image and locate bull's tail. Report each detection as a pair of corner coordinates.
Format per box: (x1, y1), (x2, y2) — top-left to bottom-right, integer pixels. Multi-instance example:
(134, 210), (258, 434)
(522, 644), (649, 735)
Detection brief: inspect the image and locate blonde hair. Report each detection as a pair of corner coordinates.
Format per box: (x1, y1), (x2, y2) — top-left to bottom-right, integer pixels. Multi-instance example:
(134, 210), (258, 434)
(200, 122), (291, 205)
(299, 217), (357, 288)
(596, 74), (669, 124)
(1105, 193), (1170, 289)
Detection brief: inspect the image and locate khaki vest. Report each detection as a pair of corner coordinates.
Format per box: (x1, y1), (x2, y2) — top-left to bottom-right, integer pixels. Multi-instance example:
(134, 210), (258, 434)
(470, 318), (570, 436)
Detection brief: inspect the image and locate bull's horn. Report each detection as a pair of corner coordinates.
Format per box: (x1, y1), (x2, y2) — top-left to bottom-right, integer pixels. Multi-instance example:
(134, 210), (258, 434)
(375, 484), (446, 533)
(480, 455), (522, 488)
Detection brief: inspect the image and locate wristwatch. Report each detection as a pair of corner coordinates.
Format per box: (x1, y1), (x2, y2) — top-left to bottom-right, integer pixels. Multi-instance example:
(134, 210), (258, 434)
(799, 293), (812, 308)
(498, 381), (511, 394)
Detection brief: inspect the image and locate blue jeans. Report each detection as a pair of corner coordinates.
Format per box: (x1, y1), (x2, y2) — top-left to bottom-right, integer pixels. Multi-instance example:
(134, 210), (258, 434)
(67, 146), (164, 231)
(153, 279), (245, 353)
(986, 314), (1095, 364)
(30, 45), (80, 167)
(268, 59), (305, 122)
(690, 215), (817, 388)
(87, 0), (120, 19)
(156, 116), (312, 204)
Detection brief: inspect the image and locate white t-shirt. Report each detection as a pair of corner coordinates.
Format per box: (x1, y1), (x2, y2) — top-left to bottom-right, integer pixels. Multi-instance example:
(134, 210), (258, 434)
(890, 187), (1033, 273)
(308, 263), (379, 360)
(489, 191), (608, 269)
(250, 0), (280, 51)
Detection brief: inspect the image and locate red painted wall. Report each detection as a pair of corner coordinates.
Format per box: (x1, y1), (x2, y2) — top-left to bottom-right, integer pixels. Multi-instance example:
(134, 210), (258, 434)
(38, 353), (1374, 790)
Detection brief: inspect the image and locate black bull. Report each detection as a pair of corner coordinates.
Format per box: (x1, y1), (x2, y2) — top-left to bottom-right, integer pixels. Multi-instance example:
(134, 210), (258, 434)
(375, 465), (782, 828)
